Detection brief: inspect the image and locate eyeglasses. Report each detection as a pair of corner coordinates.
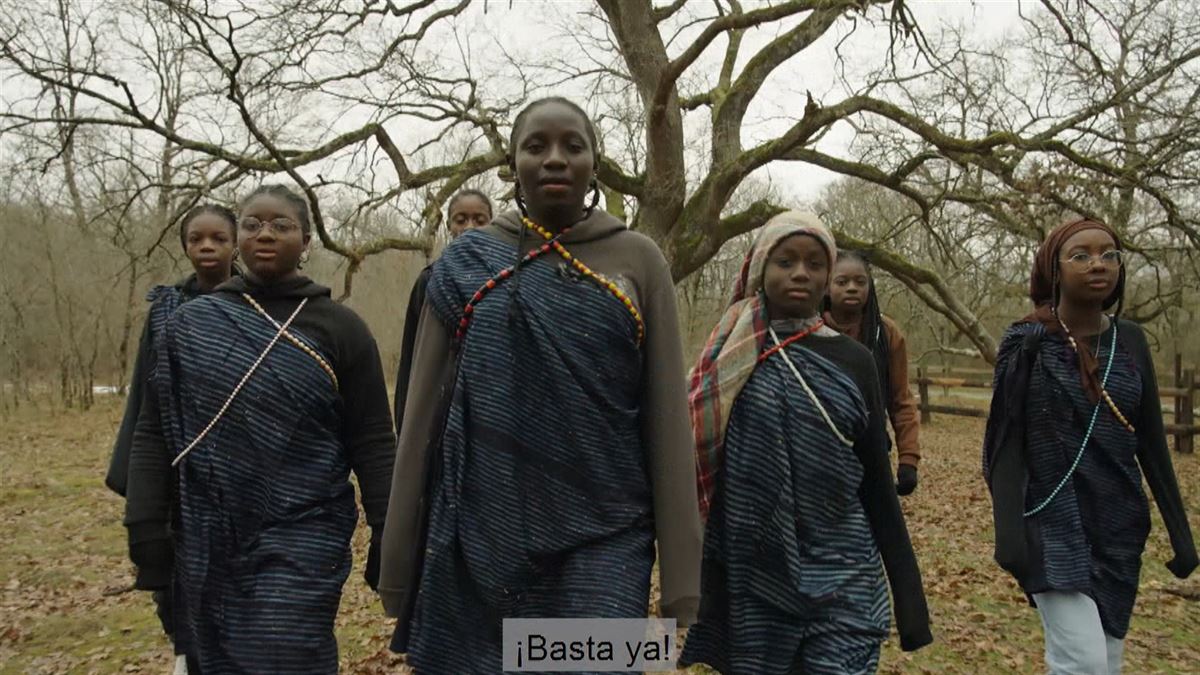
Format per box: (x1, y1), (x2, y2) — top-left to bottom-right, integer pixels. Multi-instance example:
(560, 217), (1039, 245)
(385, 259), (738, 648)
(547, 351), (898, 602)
(1061, 250), (1122, 269)
(239, 217), (300, 235)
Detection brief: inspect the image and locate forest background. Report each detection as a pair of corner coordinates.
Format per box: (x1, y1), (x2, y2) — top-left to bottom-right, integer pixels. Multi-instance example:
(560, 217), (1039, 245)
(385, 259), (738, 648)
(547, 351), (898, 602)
(2, 2), (1200, 672)
(2, 0), (1199, 410)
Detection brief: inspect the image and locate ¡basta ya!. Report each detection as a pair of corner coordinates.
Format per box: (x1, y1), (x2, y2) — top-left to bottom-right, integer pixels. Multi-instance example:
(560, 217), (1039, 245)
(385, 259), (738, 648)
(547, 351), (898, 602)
(515, 632), (673, 668)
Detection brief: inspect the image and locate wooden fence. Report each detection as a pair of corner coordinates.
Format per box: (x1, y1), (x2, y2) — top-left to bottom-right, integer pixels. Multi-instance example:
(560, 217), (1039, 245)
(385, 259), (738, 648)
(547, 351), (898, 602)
(914, 354), (1199, 453)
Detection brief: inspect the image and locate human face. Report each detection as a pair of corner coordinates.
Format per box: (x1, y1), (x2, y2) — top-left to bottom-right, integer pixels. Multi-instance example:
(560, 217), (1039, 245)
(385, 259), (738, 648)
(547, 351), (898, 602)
(829, 256), (870, 316)
(448, 195), (491, 238)
(1057, 228), (1121, 307)
(183, 213), (236, 287)
(763, 234), (830, 320)
(237, 194), (310, 283)
(512, 102), (595, 227)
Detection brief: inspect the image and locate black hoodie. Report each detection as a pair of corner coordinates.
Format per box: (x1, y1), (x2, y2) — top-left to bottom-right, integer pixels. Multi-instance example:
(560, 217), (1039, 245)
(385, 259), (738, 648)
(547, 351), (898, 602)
(124, 275), (395, 589)
(107, 274), (212, 497)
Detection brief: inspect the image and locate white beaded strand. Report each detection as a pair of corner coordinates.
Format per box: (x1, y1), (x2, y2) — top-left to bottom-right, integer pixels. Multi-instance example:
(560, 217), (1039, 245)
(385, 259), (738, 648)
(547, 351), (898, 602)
(241, 293), (338, 390)
(768, 326), (854, 448)
(171, 298), (308, 468)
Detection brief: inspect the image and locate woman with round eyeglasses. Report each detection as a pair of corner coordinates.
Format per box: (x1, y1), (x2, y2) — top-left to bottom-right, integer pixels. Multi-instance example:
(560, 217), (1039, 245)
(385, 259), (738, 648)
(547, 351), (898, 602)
(983, 218), (1196, 674)
(124, 184), (396, 673)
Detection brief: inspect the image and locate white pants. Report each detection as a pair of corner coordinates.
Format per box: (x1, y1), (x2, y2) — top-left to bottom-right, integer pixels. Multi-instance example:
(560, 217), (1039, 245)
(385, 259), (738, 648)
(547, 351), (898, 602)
(1034, 591), (1124, 674)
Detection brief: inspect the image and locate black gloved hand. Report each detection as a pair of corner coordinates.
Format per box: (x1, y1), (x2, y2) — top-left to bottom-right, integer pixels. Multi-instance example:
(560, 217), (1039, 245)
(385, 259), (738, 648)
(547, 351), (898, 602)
(129, 538), (174, 591)
(896, 464), (918, 496)
(152, 589), (175, 637)
(365, 529), (382, 591)
(1167, 551), (1198, 579)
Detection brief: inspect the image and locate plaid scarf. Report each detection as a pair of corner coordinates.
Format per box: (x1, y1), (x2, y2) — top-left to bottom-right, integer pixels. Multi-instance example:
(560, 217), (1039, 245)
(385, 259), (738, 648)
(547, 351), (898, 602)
(688, 211), (838, 520)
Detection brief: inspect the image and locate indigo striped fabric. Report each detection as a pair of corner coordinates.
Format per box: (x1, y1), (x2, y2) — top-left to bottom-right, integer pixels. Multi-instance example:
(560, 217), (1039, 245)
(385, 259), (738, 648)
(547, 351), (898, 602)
(154, 295), (356, 674)
(680, 340), (889, 674)
(1003, 322), (1147, 638)
(404, 230), (656, 673)
(146, 285), (186, 351)
(145, 284), (191, 657)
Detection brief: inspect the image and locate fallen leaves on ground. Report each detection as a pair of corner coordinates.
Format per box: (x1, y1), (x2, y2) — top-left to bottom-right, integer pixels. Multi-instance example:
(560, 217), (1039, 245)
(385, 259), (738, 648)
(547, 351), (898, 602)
(1, 402), (1196, 674)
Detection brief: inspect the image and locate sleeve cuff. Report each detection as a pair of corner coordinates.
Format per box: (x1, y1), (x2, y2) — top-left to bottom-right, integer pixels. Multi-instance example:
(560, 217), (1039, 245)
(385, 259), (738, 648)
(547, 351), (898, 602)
(658, 595), (699, 627)
(900, 625), (933, 652)
(129, 538), (174, 591)
(134, 562), (173, 591)
(1167, 551), (1198, 579)
(378, 585), (407, 618)
(126, 521), (170, 545)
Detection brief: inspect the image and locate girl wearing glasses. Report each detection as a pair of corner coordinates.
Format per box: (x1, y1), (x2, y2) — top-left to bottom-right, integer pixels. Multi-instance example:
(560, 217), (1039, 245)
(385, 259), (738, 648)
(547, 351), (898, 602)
(983, 218), (1196, 674)
(124, 184), (396, 673)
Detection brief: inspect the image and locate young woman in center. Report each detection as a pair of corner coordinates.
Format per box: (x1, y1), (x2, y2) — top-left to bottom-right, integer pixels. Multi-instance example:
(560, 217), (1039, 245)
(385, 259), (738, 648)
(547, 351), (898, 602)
(378, 97), (702, 672)
(681, 211), (931, 674)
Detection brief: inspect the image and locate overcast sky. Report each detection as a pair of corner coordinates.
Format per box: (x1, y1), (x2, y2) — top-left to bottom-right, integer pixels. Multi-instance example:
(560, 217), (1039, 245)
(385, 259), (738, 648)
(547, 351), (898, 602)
(400, 0), (1029, 203)
(0, 0), (1032, 215)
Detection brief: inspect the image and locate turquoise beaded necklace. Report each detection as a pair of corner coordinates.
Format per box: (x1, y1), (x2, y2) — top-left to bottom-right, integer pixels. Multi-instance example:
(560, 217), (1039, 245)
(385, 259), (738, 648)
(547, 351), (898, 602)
(1023, 320), (1119, 517)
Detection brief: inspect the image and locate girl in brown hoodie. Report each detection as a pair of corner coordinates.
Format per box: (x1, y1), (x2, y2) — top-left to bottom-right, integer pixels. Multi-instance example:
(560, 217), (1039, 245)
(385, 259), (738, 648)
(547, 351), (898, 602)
(823, 250), (922, 495)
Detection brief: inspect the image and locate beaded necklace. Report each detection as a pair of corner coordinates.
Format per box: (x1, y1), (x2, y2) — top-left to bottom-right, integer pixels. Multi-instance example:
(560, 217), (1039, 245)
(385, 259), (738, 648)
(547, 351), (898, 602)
(758, 319), (825, 363)
(1055, 311), (1134, 433)
(522, 217), (645, 343)
(766, 324), (853, 447)
(1024, 320), (1119, 516)
(242, 293), (339, 390)
(172, 298), (308, 467)
(454, 218), (646, 345)
(454, 227), (569, 343)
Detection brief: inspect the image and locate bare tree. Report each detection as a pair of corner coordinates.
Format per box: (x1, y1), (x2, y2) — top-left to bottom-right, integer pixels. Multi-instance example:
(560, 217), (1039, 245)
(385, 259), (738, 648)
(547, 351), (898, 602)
(575, 0), (1199, 361)
(4, 0), (1199, 366)
(0, 0), (509, 297)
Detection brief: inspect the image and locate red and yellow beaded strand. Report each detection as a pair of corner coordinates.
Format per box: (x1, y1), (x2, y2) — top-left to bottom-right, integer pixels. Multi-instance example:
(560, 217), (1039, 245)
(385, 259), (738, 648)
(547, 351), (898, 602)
(453, 228), (569, 343)
(757, 319), (825, 363)
(522, 217), (645, 344)
(454, 218), (646, 345)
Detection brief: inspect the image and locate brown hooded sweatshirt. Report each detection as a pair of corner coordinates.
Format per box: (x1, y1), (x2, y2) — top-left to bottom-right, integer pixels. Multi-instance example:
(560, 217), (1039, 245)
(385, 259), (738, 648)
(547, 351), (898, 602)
(822, 312), (921, 467)
(378, 209), (703, 625)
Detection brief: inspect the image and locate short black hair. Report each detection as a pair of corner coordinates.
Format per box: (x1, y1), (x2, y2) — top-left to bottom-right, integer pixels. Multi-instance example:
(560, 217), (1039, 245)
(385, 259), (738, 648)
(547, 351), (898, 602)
(448, 189), (494, 220)
(508, 97), (600, 167)
(240, 184), (312, 234)
(179, 204), (237, 249)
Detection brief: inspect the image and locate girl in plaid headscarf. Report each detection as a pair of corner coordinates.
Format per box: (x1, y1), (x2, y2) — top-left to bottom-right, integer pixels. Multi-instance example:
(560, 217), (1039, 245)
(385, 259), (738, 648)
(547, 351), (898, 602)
(681, 211), (931, 674)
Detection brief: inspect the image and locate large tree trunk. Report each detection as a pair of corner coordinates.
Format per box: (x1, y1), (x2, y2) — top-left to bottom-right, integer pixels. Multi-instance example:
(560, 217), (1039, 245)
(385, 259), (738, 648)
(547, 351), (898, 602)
(595, 0), (687, 246)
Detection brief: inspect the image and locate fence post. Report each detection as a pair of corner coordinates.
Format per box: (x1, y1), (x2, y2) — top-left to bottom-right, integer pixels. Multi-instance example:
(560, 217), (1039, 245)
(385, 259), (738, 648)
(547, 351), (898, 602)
(1180, 368), (1195, 454)
(918, 365), (931, 424)
(1175, 354), (1184, 449)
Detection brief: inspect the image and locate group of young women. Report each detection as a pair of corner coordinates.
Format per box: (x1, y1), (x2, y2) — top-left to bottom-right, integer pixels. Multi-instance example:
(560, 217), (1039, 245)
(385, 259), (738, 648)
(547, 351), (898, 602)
(106, 97), (1195, 675)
